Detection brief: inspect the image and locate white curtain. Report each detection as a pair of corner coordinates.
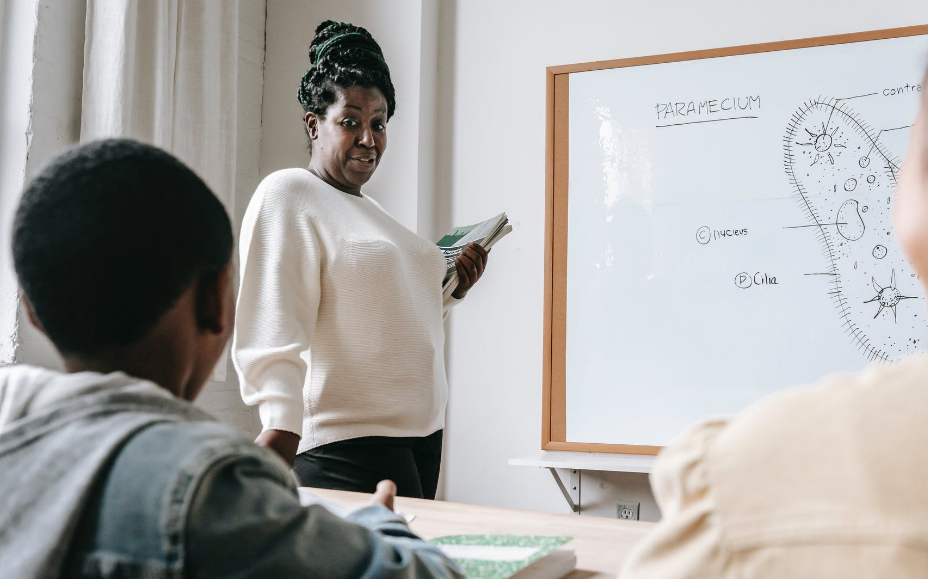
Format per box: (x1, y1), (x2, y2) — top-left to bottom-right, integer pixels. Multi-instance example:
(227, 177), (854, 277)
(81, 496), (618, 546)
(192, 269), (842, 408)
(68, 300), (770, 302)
(80, 0), (240, 380)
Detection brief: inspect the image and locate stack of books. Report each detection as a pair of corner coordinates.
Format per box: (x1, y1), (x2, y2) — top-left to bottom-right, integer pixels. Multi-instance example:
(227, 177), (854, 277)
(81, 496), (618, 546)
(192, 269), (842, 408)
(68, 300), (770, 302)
(437, 212), (512, 299)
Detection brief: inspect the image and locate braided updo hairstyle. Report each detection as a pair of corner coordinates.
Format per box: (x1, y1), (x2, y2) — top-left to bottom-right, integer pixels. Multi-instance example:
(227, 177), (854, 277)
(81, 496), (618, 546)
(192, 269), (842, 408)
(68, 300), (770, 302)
(298, 20), (396, 136)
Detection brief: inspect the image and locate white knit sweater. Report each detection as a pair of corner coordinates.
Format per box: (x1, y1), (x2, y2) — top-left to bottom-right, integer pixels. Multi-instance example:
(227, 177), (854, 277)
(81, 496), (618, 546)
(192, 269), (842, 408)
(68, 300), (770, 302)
(232, 169), (459, 453)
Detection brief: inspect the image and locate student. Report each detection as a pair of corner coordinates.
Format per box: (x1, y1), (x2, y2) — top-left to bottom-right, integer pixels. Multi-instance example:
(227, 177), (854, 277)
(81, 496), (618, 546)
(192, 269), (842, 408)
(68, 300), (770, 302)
(0, 139), (463, 579)
(233, 20), (490, 499)
(620, 66), (928, 578)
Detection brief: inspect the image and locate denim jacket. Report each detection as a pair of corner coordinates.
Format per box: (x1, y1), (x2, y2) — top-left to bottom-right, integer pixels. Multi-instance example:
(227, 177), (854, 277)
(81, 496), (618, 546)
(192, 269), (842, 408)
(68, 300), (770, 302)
(0, 365), (464, 579)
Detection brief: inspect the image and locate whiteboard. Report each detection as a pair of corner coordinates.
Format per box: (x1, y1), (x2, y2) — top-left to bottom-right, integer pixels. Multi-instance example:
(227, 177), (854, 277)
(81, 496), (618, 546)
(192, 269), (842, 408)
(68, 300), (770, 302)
(544, 27), (928, 452)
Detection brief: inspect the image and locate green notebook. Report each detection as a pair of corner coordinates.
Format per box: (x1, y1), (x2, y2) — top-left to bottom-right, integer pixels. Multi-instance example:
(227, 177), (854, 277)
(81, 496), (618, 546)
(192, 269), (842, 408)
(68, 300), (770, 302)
(431, 535), (574, 579)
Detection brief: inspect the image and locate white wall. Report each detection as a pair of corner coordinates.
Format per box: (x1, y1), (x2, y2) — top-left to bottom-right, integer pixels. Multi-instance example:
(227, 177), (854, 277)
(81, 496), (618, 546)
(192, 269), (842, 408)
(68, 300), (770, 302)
(0, 0), (38, 366)
(259, 0), (436, 231)
(7, 0), (267, 437)
(439, 0), (928, 521)
(14, 0), (87, 371)
(194, 0), (266, 436)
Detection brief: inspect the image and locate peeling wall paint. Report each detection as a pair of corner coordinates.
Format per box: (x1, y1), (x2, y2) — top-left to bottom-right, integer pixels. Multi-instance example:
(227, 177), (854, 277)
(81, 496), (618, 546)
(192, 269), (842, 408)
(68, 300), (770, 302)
(0, 0), (38, 366)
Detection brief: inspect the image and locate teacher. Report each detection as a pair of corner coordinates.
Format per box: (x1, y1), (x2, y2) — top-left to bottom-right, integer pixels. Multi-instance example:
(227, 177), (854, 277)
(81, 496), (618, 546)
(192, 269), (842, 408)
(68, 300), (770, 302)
(232, 20), (489, 499)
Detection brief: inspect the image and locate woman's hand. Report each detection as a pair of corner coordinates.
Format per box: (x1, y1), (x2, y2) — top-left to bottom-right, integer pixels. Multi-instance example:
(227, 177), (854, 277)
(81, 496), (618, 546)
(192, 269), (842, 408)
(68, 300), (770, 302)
(255, 429), (301, 467)
(451, 243), (490, 299)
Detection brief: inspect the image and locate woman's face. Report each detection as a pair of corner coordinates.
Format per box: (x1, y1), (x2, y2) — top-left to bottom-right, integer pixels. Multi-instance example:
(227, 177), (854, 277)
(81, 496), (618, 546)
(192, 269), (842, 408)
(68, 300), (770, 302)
(305, 86), (388, 194)
(894, 97), (928, 286)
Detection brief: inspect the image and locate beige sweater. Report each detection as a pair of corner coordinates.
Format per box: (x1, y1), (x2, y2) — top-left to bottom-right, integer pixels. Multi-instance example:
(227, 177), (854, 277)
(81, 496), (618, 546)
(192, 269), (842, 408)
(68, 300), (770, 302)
(232, 169), (458, 453)
(621, 352), (928, 578)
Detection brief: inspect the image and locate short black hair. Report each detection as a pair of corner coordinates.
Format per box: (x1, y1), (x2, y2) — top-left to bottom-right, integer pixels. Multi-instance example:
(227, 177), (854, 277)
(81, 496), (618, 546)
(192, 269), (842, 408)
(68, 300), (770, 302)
(297, 20), (396, 124)
(12, 139), (233, 356)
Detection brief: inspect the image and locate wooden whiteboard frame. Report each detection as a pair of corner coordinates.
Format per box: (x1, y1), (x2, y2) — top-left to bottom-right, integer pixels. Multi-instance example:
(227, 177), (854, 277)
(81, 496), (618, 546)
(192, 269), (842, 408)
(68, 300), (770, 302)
(542, 24), (928, 455)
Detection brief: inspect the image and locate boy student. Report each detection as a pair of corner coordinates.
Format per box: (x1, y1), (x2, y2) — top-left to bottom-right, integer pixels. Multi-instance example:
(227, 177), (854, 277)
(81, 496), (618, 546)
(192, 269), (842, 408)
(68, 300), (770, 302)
(621, 65), (928, 578)
(0, 139), (463, 579)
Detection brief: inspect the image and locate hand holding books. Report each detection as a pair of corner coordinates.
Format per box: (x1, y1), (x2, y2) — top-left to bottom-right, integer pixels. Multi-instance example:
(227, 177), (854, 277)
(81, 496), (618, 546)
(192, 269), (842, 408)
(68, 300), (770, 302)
(450, 243), (489, 298)
(437, 213), (512, 300)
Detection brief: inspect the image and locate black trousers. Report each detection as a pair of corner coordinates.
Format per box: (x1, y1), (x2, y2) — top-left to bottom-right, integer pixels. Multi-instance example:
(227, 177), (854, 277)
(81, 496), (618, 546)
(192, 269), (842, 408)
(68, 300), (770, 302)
(292, 430), (443, 499)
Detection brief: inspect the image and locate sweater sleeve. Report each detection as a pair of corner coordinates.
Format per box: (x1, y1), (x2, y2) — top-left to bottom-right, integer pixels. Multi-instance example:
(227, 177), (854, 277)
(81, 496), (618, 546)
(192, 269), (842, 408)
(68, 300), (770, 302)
(618, 419), (729, 579)
(186, 452), (465, 579)
(442, 294), (462, 320)
(232, 178), (321, 437)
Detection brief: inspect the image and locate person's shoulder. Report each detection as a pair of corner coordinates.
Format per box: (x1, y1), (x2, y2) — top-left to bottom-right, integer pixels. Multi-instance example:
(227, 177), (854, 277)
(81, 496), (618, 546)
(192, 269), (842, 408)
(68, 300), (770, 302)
(261, 167), (312, 189)
(361, 192), (386, 211)
(254, 168), (314, 203)
(250, 168), (339, 219)
(128, 421), (286, 473)
(696, 352), (928, 505)
(106, 421), (294, 514)
(718, 352), (928, 452)
(0, 363), (48, 383)
(657, 353), (928, 482)
(71, 421), (293, 569)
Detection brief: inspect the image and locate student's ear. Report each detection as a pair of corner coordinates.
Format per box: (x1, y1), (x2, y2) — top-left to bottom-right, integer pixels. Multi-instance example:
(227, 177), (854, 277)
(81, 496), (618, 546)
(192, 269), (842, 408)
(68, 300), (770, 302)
(21, 292), (46, 336)
(195, 263), (235, 336)
(304, 112), (319, 140)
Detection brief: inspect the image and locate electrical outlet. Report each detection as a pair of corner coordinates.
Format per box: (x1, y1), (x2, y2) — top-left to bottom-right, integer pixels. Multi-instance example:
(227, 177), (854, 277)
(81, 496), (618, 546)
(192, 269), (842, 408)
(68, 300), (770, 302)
(617, 501), (640, 520)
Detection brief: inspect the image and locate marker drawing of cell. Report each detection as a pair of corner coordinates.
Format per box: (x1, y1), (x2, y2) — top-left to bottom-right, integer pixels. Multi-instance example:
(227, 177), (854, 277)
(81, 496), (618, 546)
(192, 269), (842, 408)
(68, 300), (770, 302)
(865, 270), (915, 321)
(836, 199), (865, 241)
(784, 98), (923, 362)
(796, 121), (847, 165)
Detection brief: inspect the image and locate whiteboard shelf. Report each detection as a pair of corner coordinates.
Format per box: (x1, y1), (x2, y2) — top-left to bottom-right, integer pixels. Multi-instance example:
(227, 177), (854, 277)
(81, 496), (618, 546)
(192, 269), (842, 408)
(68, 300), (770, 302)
(509, 452), (655, 474)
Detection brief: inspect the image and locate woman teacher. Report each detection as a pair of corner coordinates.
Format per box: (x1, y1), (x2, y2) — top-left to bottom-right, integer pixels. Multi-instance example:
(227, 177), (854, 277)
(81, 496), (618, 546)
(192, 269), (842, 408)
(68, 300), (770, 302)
(232, 21), (489, 499)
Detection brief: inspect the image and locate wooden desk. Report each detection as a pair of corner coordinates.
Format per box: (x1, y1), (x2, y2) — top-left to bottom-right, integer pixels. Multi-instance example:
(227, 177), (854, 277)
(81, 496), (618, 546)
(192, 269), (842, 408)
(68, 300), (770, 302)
(309, 488), (654, 579)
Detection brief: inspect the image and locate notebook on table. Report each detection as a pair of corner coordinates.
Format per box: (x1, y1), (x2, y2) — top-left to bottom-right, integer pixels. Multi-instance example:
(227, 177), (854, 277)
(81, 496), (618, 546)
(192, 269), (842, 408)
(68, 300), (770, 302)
(431, 535), (576, 579)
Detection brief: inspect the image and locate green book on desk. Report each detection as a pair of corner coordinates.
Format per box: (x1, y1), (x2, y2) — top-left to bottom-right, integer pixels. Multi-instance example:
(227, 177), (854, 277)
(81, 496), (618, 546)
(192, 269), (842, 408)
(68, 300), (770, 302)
(431, 535), (575, 579)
